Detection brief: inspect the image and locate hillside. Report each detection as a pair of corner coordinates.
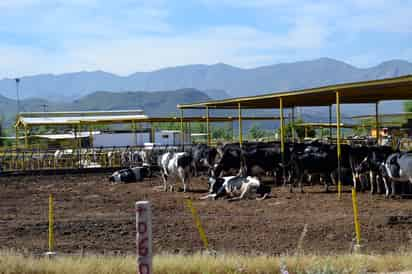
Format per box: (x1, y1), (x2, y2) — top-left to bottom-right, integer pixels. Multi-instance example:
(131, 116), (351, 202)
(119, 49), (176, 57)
(0, 89), (210, 127)
(0, 58), (411, 101)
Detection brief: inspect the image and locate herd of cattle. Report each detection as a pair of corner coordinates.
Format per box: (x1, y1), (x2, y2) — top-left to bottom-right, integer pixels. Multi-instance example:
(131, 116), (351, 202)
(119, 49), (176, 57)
(110, 141), (412, 200)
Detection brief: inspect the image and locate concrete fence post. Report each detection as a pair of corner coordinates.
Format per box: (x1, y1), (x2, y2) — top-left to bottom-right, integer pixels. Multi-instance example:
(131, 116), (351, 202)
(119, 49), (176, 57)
(136, 201), (152, 274)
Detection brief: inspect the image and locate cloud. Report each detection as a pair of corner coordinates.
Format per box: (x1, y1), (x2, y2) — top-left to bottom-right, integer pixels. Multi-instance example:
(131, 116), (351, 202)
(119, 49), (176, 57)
(0, 0), (411, 78)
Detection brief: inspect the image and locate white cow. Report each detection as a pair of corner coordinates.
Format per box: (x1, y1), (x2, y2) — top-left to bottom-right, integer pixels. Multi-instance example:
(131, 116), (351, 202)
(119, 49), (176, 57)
(159, 152), (192, 192)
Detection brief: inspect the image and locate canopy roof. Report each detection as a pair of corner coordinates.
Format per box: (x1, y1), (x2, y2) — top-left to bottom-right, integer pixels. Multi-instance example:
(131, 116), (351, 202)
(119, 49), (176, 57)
(352, 112), (412, 120)
(178, 75), (412, 109)
(16, 113), (279, 127)
(295, 123), (357, 128)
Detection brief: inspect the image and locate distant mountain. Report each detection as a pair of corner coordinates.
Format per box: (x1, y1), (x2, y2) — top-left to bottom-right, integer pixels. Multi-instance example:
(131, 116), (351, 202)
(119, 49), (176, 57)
(0, 58), (411, 102)
(0, 89), (210, 127)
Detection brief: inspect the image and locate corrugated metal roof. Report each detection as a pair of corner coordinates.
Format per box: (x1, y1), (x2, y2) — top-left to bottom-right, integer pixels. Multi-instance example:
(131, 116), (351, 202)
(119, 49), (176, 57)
(177, 75), (412, 109)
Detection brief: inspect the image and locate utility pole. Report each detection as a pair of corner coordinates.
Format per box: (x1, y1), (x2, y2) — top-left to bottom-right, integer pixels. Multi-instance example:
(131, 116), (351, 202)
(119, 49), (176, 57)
(41, 104), (48, 112)
(15, 78), (21, 114)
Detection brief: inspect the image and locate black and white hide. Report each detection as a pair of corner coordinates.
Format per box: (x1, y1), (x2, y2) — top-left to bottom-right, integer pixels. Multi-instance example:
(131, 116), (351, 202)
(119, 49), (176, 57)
(382, 152), (412, 197)
(201, 176), (270, 201)
(109, 167), (148, 183)
(159, 152), (192, 192)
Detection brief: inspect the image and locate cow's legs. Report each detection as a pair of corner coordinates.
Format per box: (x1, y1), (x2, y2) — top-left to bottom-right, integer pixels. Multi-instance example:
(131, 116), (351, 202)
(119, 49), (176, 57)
(376, 174), (382, 194)
(391, 180), (397, 198)
(160, 172), (168, 192)
(382, 176), (390, 198)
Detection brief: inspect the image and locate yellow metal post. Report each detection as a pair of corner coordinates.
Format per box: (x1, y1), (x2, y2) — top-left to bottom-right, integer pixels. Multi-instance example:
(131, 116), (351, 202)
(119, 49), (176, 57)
(238, 103), (242, 146)
(375, 102), (380, 145)
(24, 126), (29, 149)
(15, 126), (19, 149)
(351, 188), (361, 247)
(132, 120), (137, 146)
(329, 105), (332, 141)
(89, 125), (94, 148)
(336, 91), (342, 199)
(180, 109), (184, 146)
(280, 97), (285, 163)
(150, 122), (155, 143)
(291, 107), (295, 141)
(48, 194), (54, 253)
(186, 198), (209, 250)
(206, 107), (211, 146)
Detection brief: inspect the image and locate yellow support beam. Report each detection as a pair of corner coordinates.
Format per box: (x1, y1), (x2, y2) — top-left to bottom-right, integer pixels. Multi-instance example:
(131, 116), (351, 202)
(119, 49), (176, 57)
(351, 188), (361, 248)
(336, 91), (342, 200)
(329, 105), (333, 140)
(238, 103), (243, 146)
(132, 120), (137, 146)
(280, 97), (285, 159)
(180, 109), (184, 145)
(24, 126), (29, 149)
(291, 107), (295, 141)
(375, 102), (380, 145)
(206, 107), (211, 146)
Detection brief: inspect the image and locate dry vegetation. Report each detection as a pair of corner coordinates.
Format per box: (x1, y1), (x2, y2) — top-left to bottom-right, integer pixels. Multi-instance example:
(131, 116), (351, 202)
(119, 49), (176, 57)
(1, 250), (412, 274)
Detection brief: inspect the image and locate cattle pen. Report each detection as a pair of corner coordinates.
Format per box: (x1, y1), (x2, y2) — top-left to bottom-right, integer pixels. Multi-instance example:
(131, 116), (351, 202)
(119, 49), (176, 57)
(2, 76), (412, 273)
(178, 75), (412, 249)
(1, 111), (280, 174)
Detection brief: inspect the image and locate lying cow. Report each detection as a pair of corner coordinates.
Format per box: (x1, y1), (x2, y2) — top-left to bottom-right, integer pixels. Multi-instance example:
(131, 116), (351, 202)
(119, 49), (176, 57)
(159, 152), (192, 192)
(109, 166), (149, 183)
(201, 176), (270, 201)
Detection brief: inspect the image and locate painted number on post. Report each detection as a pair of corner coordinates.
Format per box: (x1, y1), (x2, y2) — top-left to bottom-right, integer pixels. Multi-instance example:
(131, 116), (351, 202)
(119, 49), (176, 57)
(136, 201), (152, 274)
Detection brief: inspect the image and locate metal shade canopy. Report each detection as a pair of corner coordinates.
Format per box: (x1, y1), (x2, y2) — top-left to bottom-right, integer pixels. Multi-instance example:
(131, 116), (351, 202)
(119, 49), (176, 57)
(178, 75), (412, 109)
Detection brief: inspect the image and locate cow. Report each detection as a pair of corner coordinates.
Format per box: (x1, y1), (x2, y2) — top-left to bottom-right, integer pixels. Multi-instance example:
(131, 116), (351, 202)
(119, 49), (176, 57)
(191, 144), (218, 176)
(159, 151), (192, 192)
(212, 142), (286, 180)
(109, 166), (149, 183)
(200, 175), (270, 201)
(286, 144), (352, 193)
(382, 152), (412, 197)
(354, 146), (394, 195)
(348, 146), (370, 191)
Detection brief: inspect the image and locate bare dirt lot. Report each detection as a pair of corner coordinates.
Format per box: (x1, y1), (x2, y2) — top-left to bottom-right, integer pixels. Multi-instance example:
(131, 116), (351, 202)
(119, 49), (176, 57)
(1, 173), (412, 255)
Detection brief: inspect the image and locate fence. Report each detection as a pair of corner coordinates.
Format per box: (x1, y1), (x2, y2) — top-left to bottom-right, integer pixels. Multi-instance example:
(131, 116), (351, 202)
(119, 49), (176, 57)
(0, 144), (195, 173)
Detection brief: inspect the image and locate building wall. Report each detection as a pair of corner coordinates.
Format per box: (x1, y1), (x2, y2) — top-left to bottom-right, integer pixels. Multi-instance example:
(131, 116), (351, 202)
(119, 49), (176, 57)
(93, 131), (191, 147)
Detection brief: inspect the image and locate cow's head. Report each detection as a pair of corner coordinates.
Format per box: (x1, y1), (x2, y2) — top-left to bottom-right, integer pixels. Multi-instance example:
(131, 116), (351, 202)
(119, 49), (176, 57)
(208, 176), (225, 194)
(355, 156), (370, 176)
(109, 171), (121, 183)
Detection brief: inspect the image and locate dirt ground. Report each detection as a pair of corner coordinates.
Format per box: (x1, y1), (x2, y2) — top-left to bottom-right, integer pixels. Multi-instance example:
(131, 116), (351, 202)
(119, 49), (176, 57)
(1, 173), (412, 256)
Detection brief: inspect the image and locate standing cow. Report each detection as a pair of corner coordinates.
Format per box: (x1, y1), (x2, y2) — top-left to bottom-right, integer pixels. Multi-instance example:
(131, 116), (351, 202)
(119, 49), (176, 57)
(382, 152), (412, 197)
(159, 152), (193, 192)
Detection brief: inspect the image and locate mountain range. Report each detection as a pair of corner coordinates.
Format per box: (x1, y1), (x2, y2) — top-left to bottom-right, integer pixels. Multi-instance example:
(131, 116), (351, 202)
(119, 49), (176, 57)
(0, 89), (210, 127)
(0, 57), (412, 128)
(1, 58), (411, 101)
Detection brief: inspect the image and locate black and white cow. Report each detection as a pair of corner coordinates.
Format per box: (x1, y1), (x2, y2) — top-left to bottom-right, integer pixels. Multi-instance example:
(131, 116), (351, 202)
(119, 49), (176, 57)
(381, 152), (412, 197)
(201, 175), (270, 201)
(287, 144), (352, 192)
(159, 151), (193, 192)
(354, 146), (394, 195)
(109, 166), (149, 183)
(191, 144), (218, 176)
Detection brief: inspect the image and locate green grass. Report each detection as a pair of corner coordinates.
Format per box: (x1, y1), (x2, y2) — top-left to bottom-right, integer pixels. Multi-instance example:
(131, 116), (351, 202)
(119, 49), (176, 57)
(1, 250), (412, 274)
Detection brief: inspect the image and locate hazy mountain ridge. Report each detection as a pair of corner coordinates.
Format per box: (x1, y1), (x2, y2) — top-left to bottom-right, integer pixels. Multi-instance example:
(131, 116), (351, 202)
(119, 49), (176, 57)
(0, 58), (411, 101)
(0, 89), (210, 127)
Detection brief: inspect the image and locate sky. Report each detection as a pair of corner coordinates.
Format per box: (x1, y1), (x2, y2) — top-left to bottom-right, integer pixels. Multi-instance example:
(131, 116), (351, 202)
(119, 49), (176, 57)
(0, 0), (411, 78)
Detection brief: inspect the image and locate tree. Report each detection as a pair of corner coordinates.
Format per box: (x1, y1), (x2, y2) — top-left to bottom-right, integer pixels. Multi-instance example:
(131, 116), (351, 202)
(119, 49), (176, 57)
(404, 101), (412, 112)
(249, 124), (266, 139)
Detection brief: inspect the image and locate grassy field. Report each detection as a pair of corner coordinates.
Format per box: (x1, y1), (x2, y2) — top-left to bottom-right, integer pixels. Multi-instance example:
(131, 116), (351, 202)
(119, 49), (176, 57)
(1, 250), (412, 274)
